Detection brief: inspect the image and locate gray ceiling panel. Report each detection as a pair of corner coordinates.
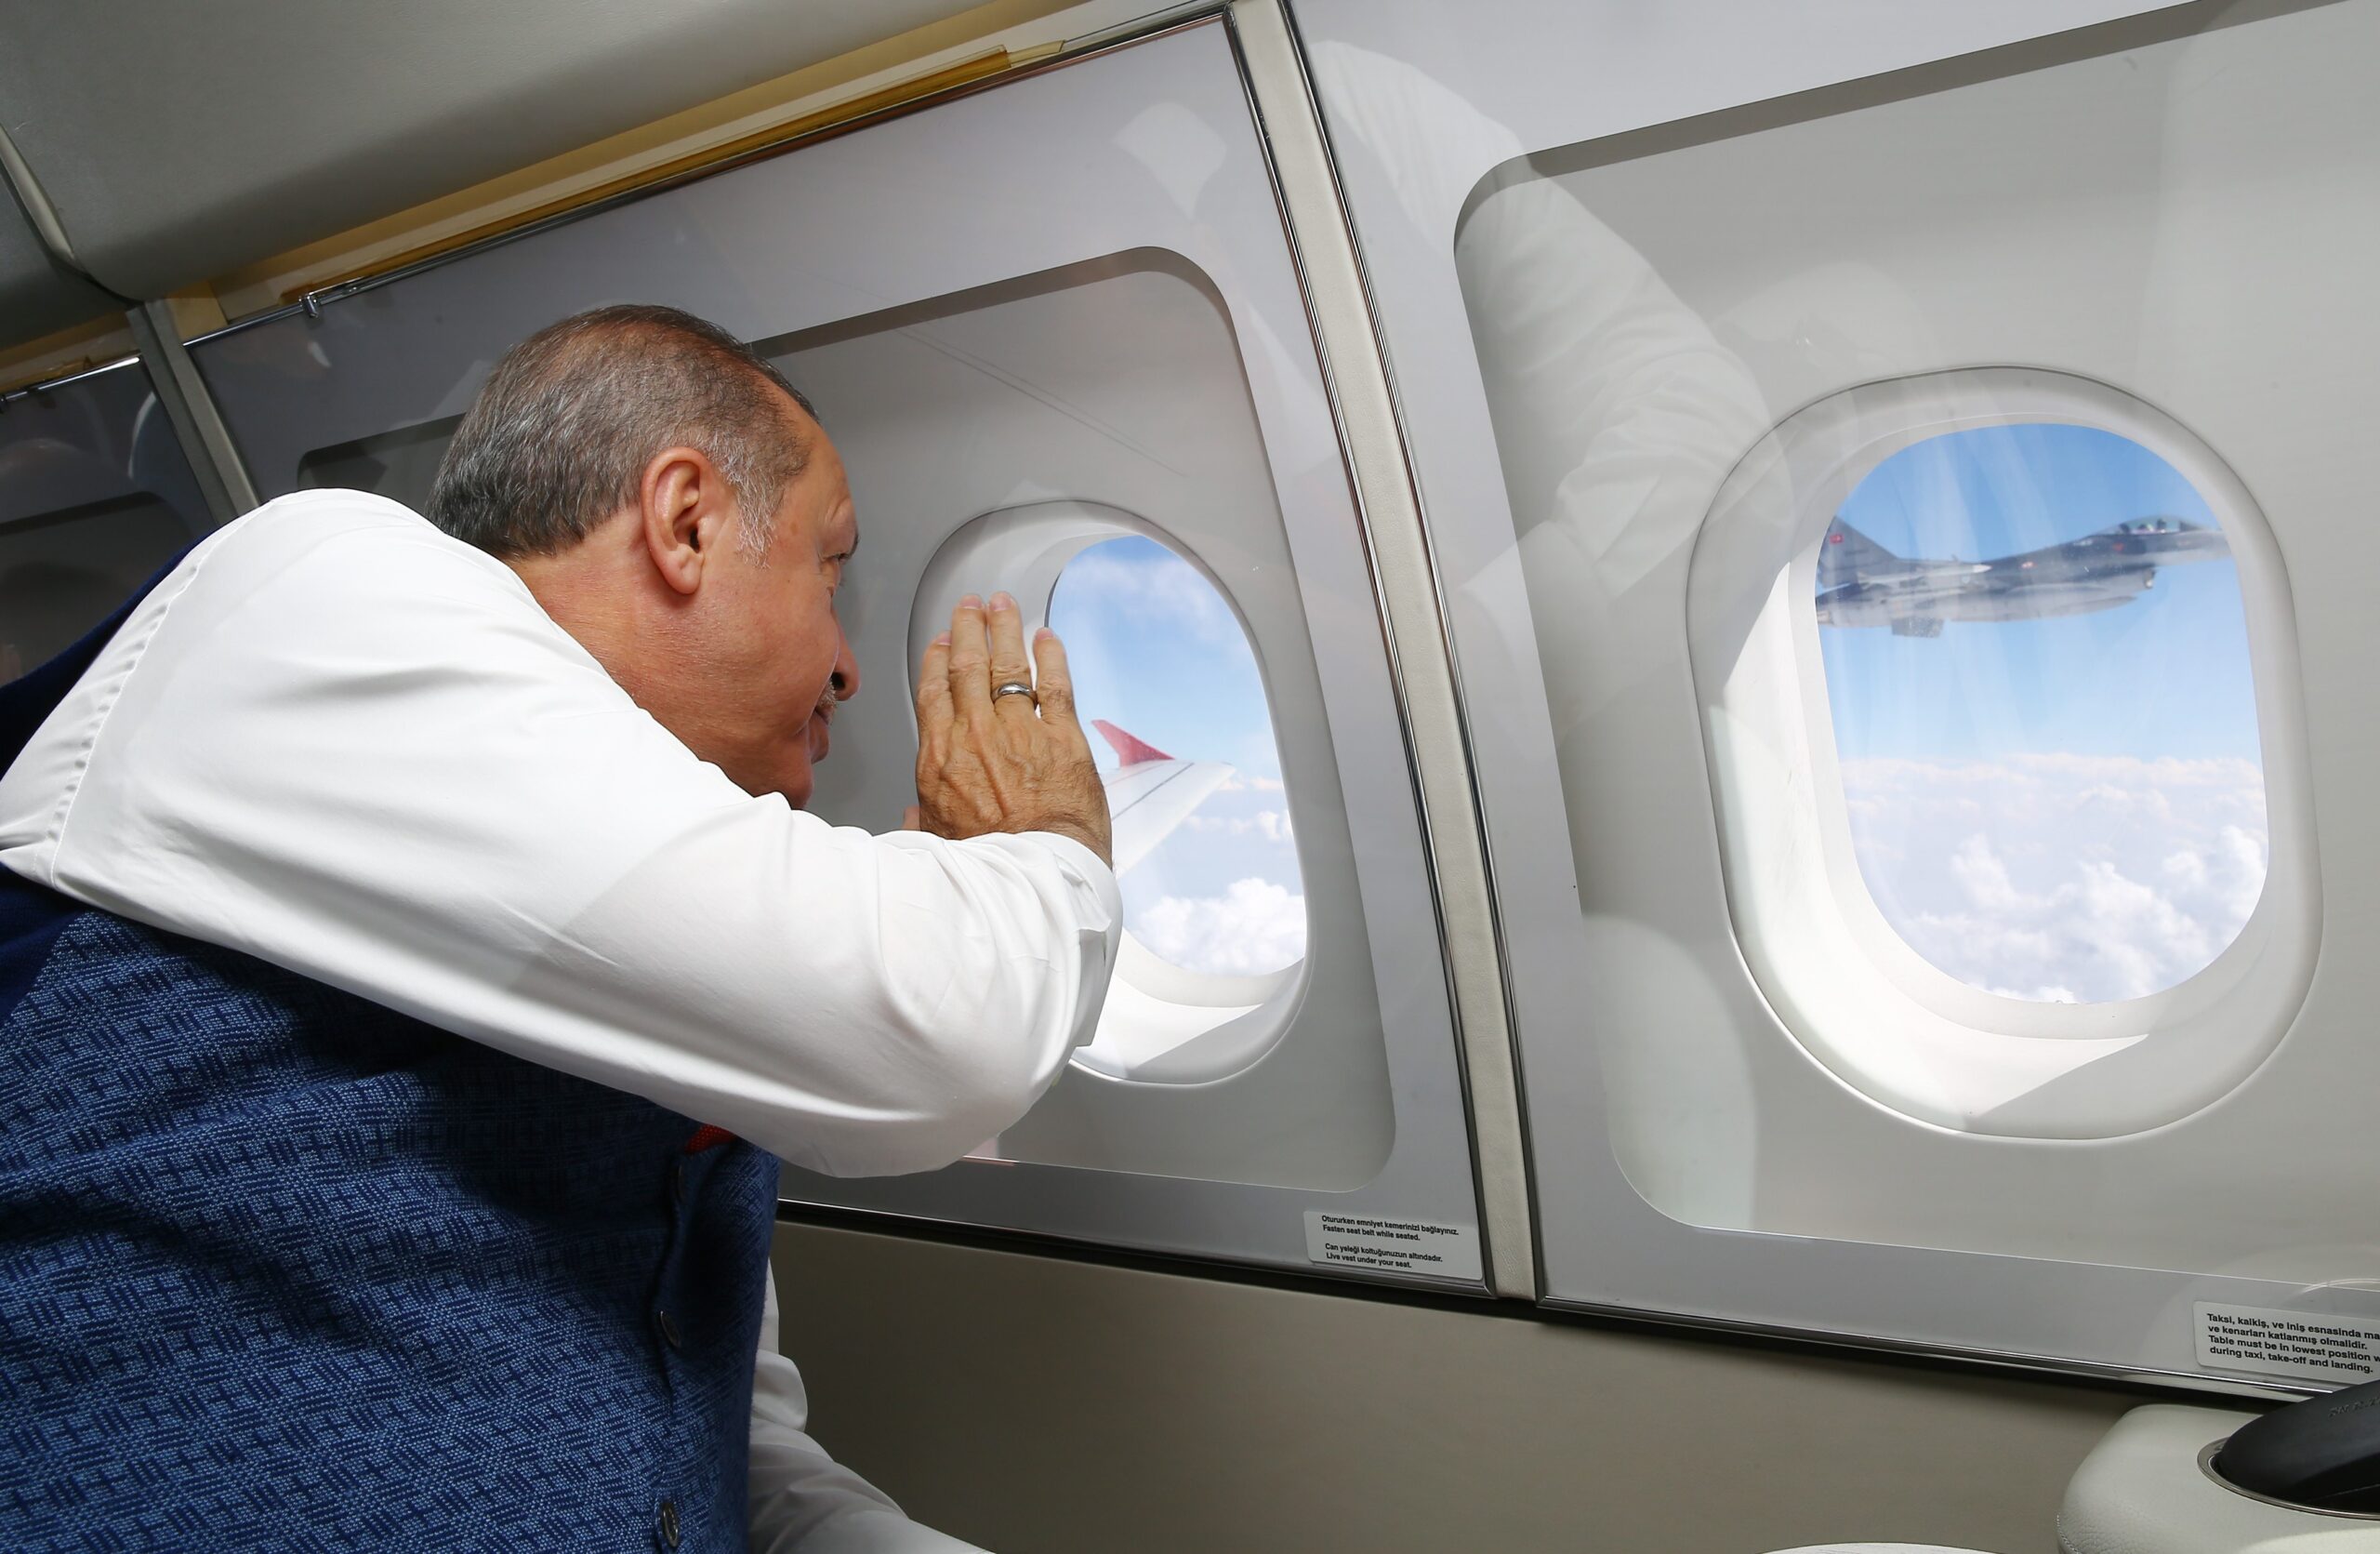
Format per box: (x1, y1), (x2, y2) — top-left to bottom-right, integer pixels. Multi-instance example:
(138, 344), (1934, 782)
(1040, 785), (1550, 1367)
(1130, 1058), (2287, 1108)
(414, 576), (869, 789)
(0, 178), (121, 349)
(0, 0), (985, 300)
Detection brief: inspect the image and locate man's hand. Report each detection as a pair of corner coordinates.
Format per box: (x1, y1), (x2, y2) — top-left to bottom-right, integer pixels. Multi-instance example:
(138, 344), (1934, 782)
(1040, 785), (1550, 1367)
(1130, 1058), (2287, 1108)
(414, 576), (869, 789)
(913, 591), (1113, 868)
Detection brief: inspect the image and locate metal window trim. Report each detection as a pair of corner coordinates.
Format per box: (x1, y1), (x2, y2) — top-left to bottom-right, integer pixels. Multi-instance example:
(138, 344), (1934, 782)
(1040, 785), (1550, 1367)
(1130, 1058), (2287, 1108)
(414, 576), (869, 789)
(0, 352), (144, 406)
(0, 119), (91, 276)
(1224, 0), (1538, 1299)
(125, 299), (258, 528)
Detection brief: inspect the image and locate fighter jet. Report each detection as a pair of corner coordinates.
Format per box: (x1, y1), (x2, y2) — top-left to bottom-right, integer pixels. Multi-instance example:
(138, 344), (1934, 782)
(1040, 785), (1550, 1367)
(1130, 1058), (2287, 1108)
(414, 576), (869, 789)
(1814, 515), (2229, 637)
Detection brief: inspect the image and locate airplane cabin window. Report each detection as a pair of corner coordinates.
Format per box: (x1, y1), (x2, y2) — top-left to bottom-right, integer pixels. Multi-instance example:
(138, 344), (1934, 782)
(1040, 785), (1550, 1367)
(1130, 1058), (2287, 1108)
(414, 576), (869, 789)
(1674, 366), (2313, 1145)
(0, 365), (213, 682)
(0, 498), (192, 683)
(755, 249), (1387, 1175)
(1447, 0), (2357, 1305)
(297, 417), (462, 511)
(1815, 422), (2267, 1005)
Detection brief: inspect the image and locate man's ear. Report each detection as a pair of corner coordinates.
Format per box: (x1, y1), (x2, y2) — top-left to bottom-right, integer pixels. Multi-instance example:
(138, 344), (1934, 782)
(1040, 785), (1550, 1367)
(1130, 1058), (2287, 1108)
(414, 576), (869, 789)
(639, 445), (734, 597)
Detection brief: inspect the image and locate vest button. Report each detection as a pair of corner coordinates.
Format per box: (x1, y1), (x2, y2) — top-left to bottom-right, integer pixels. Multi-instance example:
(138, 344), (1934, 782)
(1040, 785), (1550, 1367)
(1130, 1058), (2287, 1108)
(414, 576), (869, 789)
(656, 1496), (681, 1548)
(656, 1307), (683, 1351)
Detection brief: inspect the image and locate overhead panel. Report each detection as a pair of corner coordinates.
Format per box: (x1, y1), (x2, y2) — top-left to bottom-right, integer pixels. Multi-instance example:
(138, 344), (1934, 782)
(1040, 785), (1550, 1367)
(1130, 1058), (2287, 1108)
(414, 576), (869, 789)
(0, 181), (120, 350)
(0, 0), (985, 300)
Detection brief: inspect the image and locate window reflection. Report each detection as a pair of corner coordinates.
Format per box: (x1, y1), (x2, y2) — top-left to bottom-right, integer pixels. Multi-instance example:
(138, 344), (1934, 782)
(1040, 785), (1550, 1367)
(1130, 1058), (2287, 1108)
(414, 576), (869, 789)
(1816, 424), (2267, 1002)
(297, 416), (460, 511)
(1046, 535), (1306, 976)
(3, 374), (208, 684)
(0, 497), (191, 684)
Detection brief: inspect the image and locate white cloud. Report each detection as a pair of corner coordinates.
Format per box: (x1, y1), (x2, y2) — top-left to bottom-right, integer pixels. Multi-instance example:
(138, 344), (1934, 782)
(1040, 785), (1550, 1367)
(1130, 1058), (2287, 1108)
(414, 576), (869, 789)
(1132, 877), (1308, 976)
(1839, 753), (2268, 1003)
(1214, 772), (1285, 793)
(1182, 809), (1294, 843)
(1058, 548), (1236, 644)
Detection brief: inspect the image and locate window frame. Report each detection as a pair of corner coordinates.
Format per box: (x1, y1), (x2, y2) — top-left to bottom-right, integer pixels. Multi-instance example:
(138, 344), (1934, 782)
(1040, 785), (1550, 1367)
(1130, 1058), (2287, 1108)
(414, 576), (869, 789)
(919, 499), (1315, 1085)
(1687, 365), (2319, 1138)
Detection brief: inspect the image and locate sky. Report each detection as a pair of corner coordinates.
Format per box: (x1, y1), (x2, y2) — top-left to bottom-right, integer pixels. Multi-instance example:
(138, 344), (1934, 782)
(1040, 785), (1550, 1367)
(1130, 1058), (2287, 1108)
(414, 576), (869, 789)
(1047, 536), (1307, 976)
(1817, 424), (2268, 1002)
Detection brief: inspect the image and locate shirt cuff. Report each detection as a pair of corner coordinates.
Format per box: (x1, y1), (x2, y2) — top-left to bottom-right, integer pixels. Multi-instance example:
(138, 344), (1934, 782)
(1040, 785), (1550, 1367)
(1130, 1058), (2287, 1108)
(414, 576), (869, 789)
(1020, 829), (1123, 923)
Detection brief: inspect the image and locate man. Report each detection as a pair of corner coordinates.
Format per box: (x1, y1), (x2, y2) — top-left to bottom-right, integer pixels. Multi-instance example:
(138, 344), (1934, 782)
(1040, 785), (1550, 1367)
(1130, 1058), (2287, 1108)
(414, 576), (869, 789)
(0, 305), (1117, 1551)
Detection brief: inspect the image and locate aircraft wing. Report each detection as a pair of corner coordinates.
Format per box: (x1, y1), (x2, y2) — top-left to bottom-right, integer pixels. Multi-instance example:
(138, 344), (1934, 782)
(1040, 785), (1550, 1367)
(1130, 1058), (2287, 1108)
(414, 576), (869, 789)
(1094, 720), (1236, 876)
(1867, 567), (1990, 599)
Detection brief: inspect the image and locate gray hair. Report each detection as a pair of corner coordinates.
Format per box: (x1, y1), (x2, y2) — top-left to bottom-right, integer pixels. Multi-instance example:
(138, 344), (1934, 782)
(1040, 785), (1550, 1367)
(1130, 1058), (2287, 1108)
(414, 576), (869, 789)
(427, 303), (815, 559)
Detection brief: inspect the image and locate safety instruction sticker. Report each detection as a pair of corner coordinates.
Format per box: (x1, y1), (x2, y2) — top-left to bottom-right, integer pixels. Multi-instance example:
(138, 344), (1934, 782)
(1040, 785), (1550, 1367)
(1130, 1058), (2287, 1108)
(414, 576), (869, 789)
(1303, 1211), (1481, 1282)
(2195, 1303), (2380, 1386)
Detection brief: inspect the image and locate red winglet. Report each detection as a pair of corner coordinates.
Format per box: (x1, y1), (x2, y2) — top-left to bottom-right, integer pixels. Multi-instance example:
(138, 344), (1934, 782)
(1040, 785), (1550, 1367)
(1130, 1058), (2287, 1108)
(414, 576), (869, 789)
(1093, 720), (1174, 768)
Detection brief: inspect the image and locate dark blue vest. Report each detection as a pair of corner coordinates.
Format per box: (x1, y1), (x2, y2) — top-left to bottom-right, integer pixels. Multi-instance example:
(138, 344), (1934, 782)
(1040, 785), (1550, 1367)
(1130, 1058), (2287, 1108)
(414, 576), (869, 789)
(0, 576), (780, 1552)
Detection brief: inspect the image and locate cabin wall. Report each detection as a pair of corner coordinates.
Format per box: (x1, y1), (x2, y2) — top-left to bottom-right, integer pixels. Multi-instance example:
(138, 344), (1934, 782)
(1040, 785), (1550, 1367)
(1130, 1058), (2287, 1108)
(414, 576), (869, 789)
(774, 1222), (2146, 1553)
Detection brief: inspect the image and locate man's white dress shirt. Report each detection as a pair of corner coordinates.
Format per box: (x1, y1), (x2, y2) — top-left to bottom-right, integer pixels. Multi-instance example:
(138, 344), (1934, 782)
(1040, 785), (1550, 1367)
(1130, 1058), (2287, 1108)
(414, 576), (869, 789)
(0, 489), (1121, 1552)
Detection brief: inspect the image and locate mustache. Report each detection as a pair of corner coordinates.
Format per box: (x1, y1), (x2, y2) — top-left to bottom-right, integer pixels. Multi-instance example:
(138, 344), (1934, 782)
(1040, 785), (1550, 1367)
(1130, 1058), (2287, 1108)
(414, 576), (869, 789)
(813, 685), (841, 724)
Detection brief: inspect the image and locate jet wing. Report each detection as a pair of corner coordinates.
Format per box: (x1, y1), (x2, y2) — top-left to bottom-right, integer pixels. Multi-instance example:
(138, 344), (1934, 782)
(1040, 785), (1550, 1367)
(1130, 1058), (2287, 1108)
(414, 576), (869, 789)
(1867, 567), (1990, 599)
(1094, 720), (1236, 876)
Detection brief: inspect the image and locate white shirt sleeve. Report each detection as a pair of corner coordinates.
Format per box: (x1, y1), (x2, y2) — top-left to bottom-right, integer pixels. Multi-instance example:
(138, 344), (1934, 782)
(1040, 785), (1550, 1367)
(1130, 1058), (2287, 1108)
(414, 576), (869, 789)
(0, 491), (1120, 1177)
(747, 1268), (987, 1554)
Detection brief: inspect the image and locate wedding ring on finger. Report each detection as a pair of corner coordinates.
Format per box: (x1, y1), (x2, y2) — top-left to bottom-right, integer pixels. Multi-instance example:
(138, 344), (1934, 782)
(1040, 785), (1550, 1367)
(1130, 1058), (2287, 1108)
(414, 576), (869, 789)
(991, 680), (1038, 705)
